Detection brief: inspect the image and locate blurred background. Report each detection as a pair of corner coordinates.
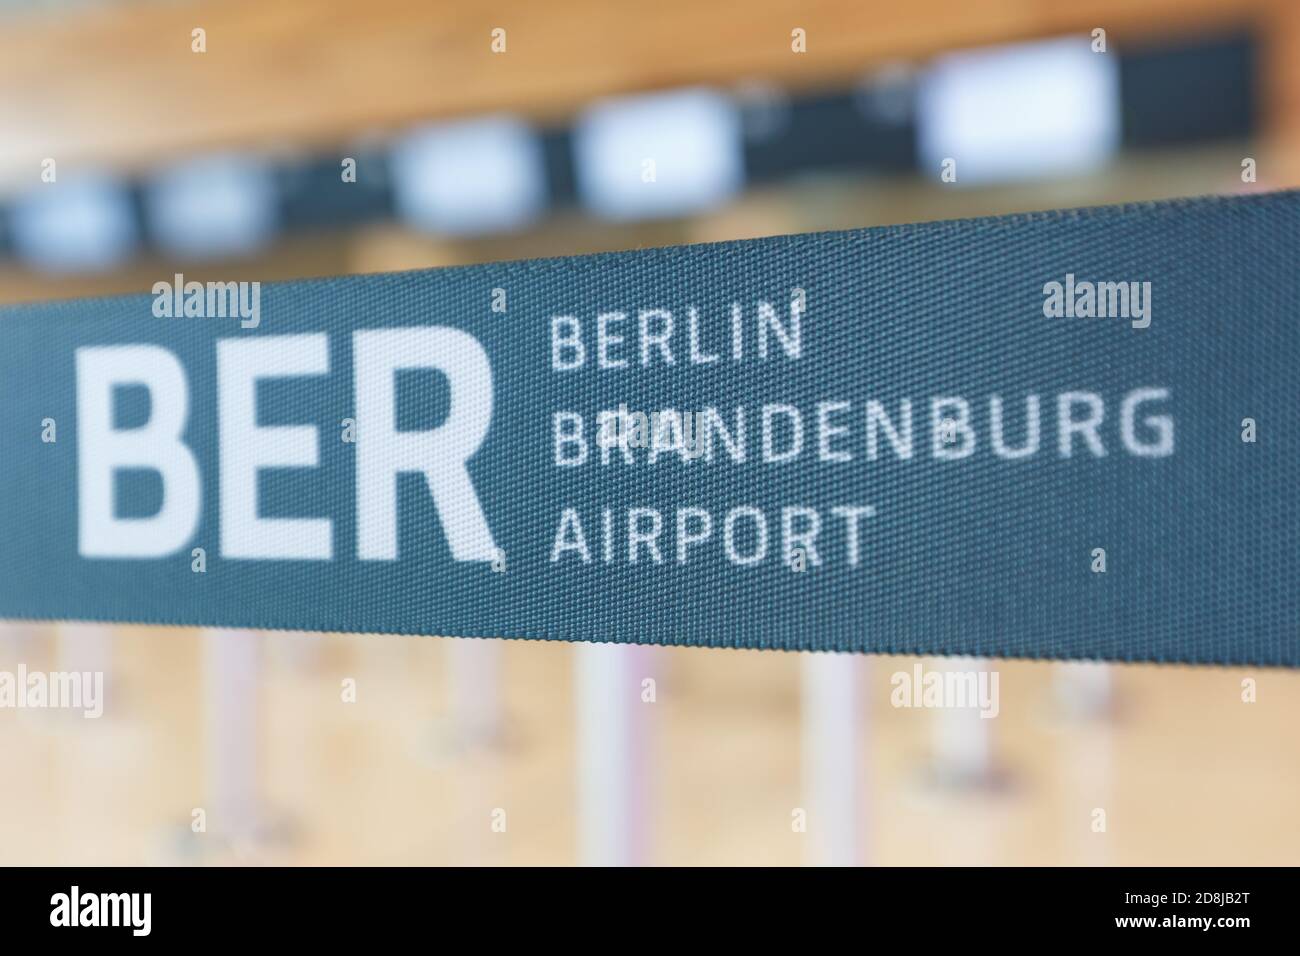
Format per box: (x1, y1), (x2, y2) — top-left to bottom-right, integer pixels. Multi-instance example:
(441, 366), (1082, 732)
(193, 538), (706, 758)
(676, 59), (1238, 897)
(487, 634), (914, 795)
(1, 0), (1298, 865)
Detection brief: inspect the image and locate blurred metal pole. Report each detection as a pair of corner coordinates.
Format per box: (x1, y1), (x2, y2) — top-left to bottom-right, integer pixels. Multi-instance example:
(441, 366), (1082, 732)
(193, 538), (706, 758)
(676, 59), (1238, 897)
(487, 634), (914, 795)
(800, 652), (863, 866)
(203, 628), (260, 843)
(57, 622), (113, 690)
(575, 642), (651, 866)
(1052, 661), (1113, 720)
(930, 658), (995, 787)
(1053, 662), (1113, 864)
(447, 638), (503, 747)
(1070, 722), (1113, 865)
(0, 621), (40, 658)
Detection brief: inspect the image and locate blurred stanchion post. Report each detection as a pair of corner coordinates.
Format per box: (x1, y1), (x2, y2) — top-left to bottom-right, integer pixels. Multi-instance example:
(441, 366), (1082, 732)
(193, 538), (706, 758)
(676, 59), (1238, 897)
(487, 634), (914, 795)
(447, 638), (504, 747)
(1051, 662), (1114, 864)
(0, 621), (41, 658)
(203, 629), (261, 845)
(1052, 661), (1114, 720)
(57, 623), (114, 698)
(800, 652), (863, 866)
(575, 642), (652, 866)
(1068, 721), (1113, 866)
(265, 629), (322, 671)
(928, 658), (999, 788)
(932, 698), (990, 785)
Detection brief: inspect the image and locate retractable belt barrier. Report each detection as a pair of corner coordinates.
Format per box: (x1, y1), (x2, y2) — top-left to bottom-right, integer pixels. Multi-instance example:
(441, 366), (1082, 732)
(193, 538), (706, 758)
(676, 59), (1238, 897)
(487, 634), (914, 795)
(1, 191), (1296, 665)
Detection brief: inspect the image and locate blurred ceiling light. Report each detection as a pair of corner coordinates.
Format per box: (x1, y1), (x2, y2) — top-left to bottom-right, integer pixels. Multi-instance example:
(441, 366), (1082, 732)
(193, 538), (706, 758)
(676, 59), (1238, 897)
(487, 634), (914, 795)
(854, 63), (917, 126)
(917, 37), (1120, 186)
(145, 154), (278, 260)
(389, 116), (546, 236)
(573, 88), (744, 221)
(10, 173), (137, 274)
(734, 80), (793, 143)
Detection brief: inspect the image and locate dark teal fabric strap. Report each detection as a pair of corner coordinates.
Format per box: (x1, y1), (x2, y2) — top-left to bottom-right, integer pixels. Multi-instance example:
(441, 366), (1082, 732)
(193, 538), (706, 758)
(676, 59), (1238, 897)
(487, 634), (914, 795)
(1, 191), (1296, 665)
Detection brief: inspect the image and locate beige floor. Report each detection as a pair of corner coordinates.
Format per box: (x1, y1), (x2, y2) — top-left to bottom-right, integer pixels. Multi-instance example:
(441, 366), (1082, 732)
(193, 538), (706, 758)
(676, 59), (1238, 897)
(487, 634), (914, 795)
(1, 624), (1295, 865)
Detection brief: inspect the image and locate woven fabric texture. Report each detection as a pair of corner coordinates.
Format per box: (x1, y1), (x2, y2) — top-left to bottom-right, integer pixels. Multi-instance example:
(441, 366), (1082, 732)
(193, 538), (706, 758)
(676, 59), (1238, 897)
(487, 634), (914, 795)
(0, 191), (1296, 665)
